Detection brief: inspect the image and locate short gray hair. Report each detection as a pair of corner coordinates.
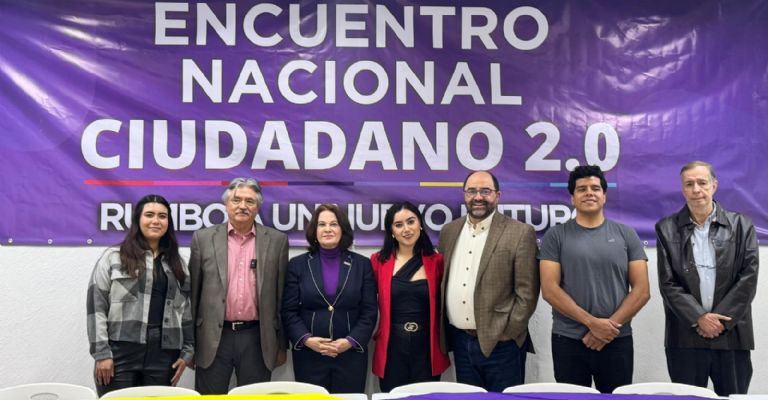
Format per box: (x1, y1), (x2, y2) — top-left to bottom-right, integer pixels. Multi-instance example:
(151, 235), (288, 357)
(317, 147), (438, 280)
(679, 161), (717, 182)
(222, 177), (263, 206)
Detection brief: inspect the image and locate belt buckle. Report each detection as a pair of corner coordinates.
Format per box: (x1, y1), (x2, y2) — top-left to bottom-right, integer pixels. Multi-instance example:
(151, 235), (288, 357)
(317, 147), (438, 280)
(404, 322), (419, 332)
(231, 321), (243, 331)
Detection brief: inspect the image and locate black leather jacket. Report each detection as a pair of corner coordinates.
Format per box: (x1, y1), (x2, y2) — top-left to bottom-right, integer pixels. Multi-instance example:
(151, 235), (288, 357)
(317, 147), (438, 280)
(655, 202), (758, 350)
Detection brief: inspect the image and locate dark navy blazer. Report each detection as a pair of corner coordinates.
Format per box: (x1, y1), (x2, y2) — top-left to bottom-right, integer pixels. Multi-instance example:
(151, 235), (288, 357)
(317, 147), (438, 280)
(281, 250), (378, 349)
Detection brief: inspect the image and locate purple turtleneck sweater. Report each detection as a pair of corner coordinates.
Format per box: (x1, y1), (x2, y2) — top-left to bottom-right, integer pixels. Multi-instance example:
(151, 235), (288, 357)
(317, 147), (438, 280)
(319, 246), (341, 299)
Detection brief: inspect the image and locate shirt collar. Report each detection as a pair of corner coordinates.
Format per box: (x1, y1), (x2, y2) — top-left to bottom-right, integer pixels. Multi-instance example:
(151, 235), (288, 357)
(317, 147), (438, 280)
(689, 203), (717, 228)
(228, 222), (256, 237)
(465, 211), (494, 233)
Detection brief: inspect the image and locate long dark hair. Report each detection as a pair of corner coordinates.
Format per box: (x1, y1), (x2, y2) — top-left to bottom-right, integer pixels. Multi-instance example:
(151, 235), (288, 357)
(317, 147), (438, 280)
(305, 204), (354, 253)
(377, 201), (436, 263)
(119, 194), (185, 283)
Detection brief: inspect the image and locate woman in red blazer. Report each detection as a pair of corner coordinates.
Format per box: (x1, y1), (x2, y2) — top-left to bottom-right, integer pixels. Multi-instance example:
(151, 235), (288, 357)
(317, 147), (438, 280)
(371, 201), (450, 392)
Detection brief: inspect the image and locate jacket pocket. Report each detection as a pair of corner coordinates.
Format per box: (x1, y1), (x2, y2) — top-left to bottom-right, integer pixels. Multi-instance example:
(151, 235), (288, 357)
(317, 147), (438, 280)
(109, 269), (138, 303)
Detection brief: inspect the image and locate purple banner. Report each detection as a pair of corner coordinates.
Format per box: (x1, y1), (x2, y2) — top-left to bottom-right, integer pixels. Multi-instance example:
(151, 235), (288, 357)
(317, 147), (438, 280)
(1, 1), (767, 246)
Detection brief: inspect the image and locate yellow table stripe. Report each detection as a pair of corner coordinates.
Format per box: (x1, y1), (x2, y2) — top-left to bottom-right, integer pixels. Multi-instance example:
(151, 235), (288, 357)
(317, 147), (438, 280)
(420, 181), (463, 187)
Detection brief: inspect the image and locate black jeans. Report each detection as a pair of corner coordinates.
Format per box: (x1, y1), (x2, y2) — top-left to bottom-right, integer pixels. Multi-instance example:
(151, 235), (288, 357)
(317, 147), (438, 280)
(97, 326), (180, 397)
(379, 323), (439, 392)
(551, 334), (633, 393)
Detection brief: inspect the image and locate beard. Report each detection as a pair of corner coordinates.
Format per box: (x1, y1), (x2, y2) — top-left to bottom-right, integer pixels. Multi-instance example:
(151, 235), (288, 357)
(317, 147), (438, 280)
(466, 199), (495, 220)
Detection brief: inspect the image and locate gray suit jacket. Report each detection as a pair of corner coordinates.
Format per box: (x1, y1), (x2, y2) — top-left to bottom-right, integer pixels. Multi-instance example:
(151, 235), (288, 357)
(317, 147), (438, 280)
(189, 223), (289, 370)
(438, 212), (540, 357)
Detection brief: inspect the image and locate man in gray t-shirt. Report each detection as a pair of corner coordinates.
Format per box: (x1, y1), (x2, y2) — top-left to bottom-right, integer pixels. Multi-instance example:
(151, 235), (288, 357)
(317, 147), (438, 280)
(539, 165), (650, 393)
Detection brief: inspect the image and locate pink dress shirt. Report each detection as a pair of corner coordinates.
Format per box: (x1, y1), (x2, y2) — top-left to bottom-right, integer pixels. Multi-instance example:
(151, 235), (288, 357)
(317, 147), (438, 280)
(225, 223), (258, 321)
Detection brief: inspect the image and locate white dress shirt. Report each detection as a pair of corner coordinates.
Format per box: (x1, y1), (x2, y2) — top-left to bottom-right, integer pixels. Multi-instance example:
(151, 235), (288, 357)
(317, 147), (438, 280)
(446, 212), (494, 329)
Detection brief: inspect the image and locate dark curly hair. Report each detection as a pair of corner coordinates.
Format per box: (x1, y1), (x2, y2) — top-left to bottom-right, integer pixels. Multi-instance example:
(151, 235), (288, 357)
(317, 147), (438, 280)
(568, 165), (607, 195)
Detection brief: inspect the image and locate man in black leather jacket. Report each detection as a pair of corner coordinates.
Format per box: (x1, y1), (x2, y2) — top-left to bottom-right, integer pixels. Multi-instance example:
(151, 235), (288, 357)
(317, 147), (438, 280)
(656, 161), (758, 396)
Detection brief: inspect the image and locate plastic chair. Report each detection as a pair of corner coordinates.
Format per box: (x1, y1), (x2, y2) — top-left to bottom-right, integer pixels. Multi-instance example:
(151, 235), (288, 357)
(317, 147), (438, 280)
(331, 394), (368, 400)
(99, 385), (200, 398)
(389, 381), (487, 394)
(228, 381), (330, 394)
(612, 382), (719, 398)
(503, 382), (600, 394)
(0, 383), (97, 400)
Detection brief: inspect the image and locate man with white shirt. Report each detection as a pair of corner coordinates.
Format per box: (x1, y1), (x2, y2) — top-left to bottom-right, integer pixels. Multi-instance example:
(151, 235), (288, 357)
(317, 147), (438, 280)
(438, 170), (539, 392)
(656, 161), (758, 396)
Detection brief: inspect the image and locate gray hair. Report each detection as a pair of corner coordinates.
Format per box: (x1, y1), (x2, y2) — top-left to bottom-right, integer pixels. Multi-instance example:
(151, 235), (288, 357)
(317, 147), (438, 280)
(679, 161), (717, 182)
(221, 177), (263, 206)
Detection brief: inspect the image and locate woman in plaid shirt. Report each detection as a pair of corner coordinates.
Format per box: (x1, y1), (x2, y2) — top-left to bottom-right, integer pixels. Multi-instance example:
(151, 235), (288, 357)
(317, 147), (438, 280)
(87, 194), (193, 396)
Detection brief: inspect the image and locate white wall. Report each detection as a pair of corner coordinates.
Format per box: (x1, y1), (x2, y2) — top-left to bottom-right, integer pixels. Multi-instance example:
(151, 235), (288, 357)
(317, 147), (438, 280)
(1, 245), (766, 393)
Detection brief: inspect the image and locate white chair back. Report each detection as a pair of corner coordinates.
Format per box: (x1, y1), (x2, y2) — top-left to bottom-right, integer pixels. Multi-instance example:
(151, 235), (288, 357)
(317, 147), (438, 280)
(389, 382), (487, 394)
(503, 382), (600, 394)
(612, 382), (719, 398)
(331, 394), (368, 400)
(228, 381), (329, 395)
(0, 383), (97, 400)
(371, 394), (412, 400)
(99, 385), (200, 398)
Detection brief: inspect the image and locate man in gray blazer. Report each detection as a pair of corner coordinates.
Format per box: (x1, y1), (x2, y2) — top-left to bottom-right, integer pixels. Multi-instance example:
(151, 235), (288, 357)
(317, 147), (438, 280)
(189, 177), (289, 394)
(439, 170), (539, 392)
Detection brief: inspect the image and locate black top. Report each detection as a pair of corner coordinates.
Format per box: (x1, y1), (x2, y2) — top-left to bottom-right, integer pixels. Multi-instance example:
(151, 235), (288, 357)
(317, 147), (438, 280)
(148, 256), (168, 326)
(390, 255), (429, 324)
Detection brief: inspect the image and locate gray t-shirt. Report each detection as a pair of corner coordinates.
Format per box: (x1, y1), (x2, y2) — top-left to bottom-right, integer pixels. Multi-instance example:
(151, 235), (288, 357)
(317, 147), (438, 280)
(540, 218), (647, 340)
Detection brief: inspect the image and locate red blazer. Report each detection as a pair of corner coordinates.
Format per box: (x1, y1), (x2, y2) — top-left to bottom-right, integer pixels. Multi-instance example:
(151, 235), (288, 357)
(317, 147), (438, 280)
(371, 252), (450, 378)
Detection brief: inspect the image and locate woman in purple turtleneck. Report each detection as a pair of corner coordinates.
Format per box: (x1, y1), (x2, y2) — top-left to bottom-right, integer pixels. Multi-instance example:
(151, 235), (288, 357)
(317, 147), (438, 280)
(281, 204), (378, 393)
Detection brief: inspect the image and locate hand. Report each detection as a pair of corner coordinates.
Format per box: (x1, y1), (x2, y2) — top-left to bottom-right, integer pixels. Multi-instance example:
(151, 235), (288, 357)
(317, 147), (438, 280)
(582, 332), (606, 351)
(171, 358), (186, 386)
(275, 349), (287, 367)
(329, 338), (353, 354)
(696, 313), (731, 339)
(586, 318), (621, 343)
(305, 337), (337, 357)
(95, 359), (114, 386)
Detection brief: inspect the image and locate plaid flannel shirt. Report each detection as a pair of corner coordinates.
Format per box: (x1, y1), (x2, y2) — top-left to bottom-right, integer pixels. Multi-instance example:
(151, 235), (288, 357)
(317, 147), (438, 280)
(86, 249), (194, 364)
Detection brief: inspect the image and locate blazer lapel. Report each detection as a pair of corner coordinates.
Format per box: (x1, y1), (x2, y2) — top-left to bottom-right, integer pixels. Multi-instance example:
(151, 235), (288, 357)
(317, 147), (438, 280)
(441, 220), (462, 272)
(214, 224), (229, 291)
(423, 254), (437, 297)
(476, 213), (503, 281)
(255, 224), (270, 296)
(336, 253), (353, 298)
(440, 220), (462, 302)
(308, 253), (325, 295)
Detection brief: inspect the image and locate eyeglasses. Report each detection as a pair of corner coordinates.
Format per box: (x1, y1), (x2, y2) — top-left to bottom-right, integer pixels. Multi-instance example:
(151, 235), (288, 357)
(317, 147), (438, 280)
(230, 197), (258, 207)
(464, 188), (496, 197)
